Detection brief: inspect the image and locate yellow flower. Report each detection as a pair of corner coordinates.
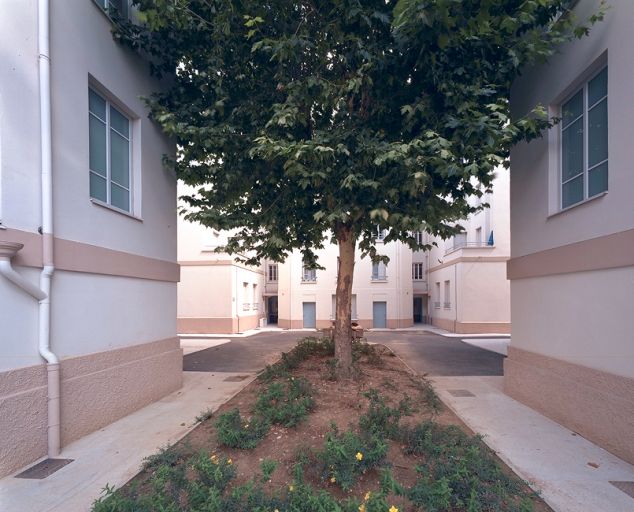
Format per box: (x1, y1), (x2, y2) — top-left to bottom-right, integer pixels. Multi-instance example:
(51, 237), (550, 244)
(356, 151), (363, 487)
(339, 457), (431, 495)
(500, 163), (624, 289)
(364, 491), (371, 501)
(356, 452), (363, 461)
(389, 506), (399, 512)
(359, 505), (366, 512)
(227, 458), (233, 465)
(330, 476), (336, 483)
(288, 484), (294, 492)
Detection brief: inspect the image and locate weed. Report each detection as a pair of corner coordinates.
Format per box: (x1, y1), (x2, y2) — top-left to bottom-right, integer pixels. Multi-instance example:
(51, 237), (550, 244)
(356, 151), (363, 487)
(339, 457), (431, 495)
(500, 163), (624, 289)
(215, 408), (270, 449)
(258, 336), (335, 382)
(408, 374), (442, 415)
(140, 444), (182, 471)
(318, 424), (388, 491)
(195, 407), (214, 423)
(359, 389), (415, 439)
(353, 341), (383, 366)
(254, 377), (315, 427)
(259, 458), (278, 482)
(324, 358), (338, 380)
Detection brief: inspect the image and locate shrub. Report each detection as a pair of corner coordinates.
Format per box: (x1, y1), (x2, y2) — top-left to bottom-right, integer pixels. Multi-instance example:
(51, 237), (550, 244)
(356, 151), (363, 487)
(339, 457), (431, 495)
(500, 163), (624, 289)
(253, 377), (315, 428)
(258, 336), (335, 382)
(408, 375), (442, 415)
(319, 425), (388, 491)
(140, 445), (182, 471)
(359, 389), (415, 439)
(195, 407), (214, 423)
(215, 408), (270, 449)
(191, 451), (236, 491)
(259, 458), (278, 482)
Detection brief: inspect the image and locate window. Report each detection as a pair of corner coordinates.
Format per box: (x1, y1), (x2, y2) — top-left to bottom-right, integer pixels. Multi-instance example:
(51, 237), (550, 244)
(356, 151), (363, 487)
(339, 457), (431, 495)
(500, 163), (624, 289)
(412, 262), (424, 280)
(252, 284), (258, 310)
(375, 227), (387, 241)
(414, 231), (424, 245)
(443, 280), (451, 309)
(95, 0), (129, 18)
(267, 264), (278, 282)
(434, 282), (441, 309)
(331, 294), (357, 320)
(242, 282), (249, 310)
(302, 266), (317, 282)
(454, 232), (467, 249)
(89, 88), (132, 212)
(561, 66), (608, 209)
(475, 227), (482, 245)
(371, 261), (387, 281)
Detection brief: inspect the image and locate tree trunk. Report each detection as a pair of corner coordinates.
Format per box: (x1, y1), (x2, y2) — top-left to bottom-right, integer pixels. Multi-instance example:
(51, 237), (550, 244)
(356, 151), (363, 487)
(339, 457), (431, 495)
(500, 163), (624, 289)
(334, 224), (355, 379)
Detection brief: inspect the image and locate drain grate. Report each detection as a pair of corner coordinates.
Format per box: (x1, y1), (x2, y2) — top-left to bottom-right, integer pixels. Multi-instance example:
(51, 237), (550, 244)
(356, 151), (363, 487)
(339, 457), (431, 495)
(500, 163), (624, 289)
(609, 481), (634, 499)
(223, 375), (251, 382)
(447, 389), (476, 397)
(15, 458), (74, 479)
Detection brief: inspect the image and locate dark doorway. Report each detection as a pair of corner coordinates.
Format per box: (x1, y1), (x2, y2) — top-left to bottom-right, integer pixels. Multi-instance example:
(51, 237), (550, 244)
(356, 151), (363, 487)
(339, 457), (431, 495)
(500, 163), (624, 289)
(267, 296), (278, 324)
(413, 296), (423, 323)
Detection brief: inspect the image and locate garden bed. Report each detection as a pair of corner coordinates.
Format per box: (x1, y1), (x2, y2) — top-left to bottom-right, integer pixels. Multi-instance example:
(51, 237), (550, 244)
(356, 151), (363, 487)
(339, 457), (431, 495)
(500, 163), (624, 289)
(93, 337), (550, 512)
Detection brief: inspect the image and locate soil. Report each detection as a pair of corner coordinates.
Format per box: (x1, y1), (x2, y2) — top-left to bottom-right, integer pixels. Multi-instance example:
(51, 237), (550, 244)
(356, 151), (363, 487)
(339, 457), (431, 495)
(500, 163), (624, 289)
(122, 344), (552, 511)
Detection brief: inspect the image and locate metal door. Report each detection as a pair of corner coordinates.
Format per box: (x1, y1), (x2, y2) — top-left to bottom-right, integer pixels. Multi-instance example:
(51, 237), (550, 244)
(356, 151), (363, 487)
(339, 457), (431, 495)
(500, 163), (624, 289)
(372, 301), (387, 328)
(302, 302), (316, 328)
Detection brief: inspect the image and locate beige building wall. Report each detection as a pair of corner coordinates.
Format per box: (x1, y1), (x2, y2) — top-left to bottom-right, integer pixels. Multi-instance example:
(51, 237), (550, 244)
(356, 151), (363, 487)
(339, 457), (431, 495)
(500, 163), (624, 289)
(0, 1), (181, 478)
(177, 184), (264, 334)
(427, 170), (511, 333)
(506, 0), (634, 464)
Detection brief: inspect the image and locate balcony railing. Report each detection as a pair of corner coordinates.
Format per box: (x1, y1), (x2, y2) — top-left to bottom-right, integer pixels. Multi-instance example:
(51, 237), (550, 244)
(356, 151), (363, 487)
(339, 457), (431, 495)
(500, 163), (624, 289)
(242, 302), (251, 311)
(433, 301), (441, 309)
(443, 302), (452, 309)
(445, 241), (491, 255)
(371, 275), (388, 281)
(252, 302), (259, 311)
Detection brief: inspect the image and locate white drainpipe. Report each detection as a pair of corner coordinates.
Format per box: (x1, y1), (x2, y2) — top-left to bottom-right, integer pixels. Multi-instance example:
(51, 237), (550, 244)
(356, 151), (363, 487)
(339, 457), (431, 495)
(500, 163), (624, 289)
(38, 0), (61, 458)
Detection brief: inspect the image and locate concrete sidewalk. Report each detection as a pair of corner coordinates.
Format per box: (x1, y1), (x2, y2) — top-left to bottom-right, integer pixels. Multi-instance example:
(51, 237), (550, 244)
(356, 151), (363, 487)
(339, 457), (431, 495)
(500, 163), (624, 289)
(0, 371), (256, 512)
(432, 376), (634, 512)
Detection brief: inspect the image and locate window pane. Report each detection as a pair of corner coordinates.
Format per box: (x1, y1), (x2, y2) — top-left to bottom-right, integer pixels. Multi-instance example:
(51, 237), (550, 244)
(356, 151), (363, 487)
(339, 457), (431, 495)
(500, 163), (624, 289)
(110, 106), (129, 137)
(588, 99), (608, 167)
(562, 118), (583, 182)
(111, 182), (130, 211)
(562, 174), (584, 208)
(110, 130), (130, 187)
(588, 67), (607, 106)
(89, 89), (106, 120)
(89, 116), (107, 177)
(562, 90), (583, 128)
(588, 162), (608, 197)
(90, 173), (107, 202)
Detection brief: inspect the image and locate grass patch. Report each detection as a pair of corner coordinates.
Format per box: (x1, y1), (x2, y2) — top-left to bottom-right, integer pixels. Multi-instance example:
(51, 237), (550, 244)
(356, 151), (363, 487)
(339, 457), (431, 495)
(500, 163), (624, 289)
(215, 408), (270, 450)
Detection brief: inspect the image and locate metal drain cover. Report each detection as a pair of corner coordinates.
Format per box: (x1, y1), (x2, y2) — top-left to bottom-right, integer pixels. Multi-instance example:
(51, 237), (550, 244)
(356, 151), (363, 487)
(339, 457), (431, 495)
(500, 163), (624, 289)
(447, 389), (475, 397)
(15, 458), (73, 479)
(610, 481), (634, 499)
(223, 375), (251, 382)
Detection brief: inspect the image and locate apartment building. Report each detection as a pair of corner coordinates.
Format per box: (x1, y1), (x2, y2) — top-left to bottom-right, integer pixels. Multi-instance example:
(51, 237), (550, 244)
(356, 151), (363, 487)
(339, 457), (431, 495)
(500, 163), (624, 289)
(177, 185), (265, 334)
(505, 0), (634, 464)
(427, 171), (511, 334)
(0, 0), (181, 478)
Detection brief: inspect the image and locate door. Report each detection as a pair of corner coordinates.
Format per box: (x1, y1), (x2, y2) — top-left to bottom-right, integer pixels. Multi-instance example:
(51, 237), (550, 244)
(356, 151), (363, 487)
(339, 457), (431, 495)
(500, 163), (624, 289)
(267, 296), (278, 324)
(372, 301), (387, 328)
(413, 297), (423, 323)
(302, 302), (316, 328)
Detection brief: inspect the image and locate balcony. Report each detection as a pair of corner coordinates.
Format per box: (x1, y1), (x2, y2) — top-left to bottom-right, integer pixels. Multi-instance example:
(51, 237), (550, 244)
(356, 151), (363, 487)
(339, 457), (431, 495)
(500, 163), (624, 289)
(443, 302), (451, 309)
(445, 241), (492, 255)
(242, 302), (251, 311)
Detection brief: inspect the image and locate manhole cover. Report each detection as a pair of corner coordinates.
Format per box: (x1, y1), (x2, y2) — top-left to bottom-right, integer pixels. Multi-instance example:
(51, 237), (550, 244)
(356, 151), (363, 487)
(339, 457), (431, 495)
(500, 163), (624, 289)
(610, 481), (634, 499)
(223, 375), (251, 382)
(447, 389), (475, 397)
(15, 458), (73, 479)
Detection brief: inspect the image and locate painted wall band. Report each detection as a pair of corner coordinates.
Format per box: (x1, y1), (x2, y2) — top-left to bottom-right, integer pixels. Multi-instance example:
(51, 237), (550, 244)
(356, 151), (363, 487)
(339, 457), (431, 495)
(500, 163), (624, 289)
(428, 256), (509, 274)
(1, 227), (179, 282)
(507, 228), (634, 280)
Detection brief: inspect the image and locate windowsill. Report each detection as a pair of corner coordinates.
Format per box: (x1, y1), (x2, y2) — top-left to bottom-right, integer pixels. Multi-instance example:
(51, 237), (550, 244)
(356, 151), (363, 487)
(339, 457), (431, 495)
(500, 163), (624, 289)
(547, 191), (608, 219)
(371, 279), (388, 283)
(301, 280), (317, 284)
(91, 198), (142, 222)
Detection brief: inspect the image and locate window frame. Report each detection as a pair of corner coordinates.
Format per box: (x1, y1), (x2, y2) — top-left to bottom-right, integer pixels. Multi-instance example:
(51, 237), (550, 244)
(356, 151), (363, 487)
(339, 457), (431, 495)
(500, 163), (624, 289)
(559, 65), (608, 210)
(267, 263), (278, 282)
(301, 266), (317, 282)
(412, 262), (424, 281)
(371, 261), (387, 281)
(89, 87), (133, 214)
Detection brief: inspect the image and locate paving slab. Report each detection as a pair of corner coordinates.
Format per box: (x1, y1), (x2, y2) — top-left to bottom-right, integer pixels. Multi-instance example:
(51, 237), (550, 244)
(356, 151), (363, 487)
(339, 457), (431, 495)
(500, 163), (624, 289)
(431, 376), (634, 512)
(0, 371), (255, 512)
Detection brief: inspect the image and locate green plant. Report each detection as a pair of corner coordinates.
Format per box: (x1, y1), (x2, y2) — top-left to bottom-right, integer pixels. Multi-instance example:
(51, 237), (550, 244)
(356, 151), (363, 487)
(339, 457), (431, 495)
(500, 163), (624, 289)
(319, 424), (388, 491)
(191, 451), (236, 490)
(195, 407), (214, 423)
(359, 389), (415, 439)
(260, 458), (278, 482)
(140, 445), (182, 471)
(324, 358), (338, 381)
(353, 341), (383, 366)
(258, 337), (335, 382)
(409, 374), (442, 415)
(215, 408), (270, 449)
(253, 377), (315, 428)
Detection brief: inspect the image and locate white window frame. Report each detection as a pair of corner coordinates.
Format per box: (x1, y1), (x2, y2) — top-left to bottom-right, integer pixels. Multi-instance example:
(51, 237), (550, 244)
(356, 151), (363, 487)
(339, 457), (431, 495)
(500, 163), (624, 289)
(559, 65), (608, 210)
(371, 261), (387, 281)
(94, 0), (129, 19)
(267, 263), (278, 282)
(89, 87), (133, 213)
(375, 227), (387, 241)
(412, 262), (424, 281)
(443, 280), (451, 309)
(302, 266), (317, 282)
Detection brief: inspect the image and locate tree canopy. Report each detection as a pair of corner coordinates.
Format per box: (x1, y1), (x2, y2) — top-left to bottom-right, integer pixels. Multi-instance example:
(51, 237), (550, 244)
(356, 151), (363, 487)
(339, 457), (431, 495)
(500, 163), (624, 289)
(117, 0), (603, 375)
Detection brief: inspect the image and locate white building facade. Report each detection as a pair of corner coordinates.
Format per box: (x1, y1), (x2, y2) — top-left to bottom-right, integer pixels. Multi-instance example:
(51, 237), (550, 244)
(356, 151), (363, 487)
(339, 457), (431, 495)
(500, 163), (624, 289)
(0, 0), (182, 478)
(505, 0), (634, 464)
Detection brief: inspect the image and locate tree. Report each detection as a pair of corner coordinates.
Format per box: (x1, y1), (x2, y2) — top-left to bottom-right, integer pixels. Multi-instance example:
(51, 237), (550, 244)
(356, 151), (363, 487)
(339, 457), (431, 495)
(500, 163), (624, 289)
(117, 0), (603, 377)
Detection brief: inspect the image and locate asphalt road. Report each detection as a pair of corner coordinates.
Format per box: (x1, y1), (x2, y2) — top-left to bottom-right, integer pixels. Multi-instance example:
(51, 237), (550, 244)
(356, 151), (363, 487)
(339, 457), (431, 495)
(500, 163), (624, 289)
(183, 330), (505, 376)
